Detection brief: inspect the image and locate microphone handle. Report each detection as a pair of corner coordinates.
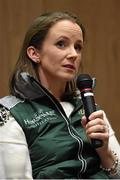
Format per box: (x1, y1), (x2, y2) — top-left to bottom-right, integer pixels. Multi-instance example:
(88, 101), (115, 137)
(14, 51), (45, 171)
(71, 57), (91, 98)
(81, 91), (103, 148)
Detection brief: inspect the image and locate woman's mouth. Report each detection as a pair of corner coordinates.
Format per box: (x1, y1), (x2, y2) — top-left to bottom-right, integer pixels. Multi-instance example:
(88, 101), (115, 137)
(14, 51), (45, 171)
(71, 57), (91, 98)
(63, 64), (75, 71)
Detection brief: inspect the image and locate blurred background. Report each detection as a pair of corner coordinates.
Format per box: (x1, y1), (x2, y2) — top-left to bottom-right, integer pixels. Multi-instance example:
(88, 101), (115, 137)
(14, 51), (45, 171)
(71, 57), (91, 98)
(0, 0), (120, 141)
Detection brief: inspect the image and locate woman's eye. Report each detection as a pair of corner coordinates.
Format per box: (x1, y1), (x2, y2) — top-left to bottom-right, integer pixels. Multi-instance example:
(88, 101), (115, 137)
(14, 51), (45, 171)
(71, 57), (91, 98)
(56, 40), (66, 48)
(75, 44), (83, 52)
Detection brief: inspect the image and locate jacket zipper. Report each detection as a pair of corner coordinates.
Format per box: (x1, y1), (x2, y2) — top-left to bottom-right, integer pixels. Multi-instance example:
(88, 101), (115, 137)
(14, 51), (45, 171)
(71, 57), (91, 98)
(39, 87), (87, 176)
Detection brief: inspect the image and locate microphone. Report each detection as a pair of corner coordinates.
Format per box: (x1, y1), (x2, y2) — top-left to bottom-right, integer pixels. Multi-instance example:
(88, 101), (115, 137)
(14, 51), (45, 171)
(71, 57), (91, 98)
(76, 74), (103, 148)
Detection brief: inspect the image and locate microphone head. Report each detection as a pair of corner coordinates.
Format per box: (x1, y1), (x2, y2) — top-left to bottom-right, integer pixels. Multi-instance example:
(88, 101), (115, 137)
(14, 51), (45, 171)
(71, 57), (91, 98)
(76, 74), (93, 91)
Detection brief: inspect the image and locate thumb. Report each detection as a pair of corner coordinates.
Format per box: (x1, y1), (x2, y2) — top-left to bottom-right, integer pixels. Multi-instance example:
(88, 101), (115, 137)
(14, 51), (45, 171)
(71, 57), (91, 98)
(81, 115), (87, 128)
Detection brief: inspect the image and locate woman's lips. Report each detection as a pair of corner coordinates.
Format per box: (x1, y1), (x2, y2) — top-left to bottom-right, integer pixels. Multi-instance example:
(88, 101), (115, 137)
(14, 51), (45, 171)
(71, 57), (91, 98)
(63, 64), (75, 70)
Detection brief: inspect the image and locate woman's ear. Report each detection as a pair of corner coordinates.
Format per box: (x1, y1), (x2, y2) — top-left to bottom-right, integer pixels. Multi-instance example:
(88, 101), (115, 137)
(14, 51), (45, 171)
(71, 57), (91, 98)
(27, 46), (40, 63)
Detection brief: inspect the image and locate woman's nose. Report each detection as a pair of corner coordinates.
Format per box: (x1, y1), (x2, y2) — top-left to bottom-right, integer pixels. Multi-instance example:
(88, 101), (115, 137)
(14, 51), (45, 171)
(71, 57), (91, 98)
(67, 47), (78, 59)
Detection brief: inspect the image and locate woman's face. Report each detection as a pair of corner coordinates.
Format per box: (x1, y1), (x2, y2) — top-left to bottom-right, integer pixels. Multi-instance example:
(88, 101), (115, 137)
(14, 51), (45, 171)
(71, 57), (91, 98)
(37, 20), (84, 83)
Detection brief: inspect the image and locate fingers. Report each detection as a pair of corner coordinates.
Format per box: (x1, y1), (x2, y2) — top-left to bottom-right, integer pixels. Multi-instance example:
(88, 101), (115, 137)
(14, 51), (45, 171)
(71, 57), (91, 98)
(86, 118), (107, 131)
(86, 124), (109, 140)
(86, 121), (108, 134)
(89, 110), (103, 121)
(81, 110), (109, 143)
(81, 110), (105, 130)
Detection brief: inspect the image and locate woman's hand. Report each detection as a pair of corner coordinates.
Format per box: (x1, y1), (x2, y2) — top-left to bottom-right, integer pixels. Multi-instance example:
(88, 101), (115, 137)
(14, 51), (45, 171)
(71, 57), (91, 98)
(81, 110), (109, 151)
(81, 110), (118, 171)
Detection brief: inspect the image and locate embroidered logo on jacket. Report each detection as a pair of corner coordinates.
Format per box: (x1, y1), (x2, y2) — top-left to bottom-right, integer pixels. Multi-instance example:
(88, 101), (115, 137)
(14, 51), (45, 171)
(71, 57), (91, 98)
(23, 109), (57, 128)
(78, 108), (85, 116)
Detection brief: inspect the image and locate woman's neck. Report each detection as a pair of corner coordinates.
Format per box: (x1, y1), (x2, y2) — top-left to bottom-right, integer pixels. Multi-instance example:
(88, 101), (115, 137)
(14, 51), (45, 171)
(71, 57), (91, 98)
(40, 77), (66, 101)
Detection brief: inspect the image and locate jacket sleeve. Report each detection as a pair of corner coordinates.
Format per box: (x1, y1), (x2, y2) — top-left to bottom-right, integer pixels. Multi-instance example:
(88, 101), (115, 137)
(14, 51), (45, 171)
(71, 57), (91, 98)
(0, 107), (33, 179)
(103, 111), (120, 178)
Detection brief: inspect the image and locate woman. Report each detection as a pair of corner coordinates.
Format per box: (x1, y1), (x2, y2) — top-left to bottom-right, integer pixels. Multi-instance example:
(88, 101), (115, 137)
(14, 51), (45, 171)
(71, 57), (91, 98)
(0, 11), (120, 179)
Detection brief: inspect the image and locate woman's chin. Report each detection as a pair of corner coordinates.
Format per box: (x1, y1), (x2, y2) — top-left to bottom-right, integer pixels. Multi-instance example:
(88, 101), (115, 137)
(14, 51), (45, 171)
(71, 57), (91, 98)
(60, 74), (75, 81)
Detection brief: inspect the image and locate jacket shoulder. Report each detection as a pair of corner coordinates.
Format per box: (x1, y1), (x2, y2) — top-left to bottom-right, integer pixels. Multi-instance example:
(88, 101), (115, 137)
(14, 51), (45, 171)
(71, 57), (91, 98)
(0, 96), (24, 126)
(0, 95), (24, 110)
